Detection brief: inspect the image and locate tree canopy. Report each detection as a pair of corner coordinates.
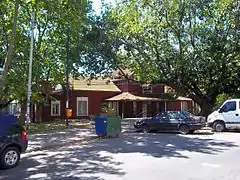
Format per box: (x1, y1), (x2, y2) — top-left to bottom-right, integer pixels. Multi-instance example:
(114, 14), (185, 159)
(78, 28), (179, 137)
(1, 0), (240, 117)
(0, 0), (96, 105)
(101, 0), (240, 116)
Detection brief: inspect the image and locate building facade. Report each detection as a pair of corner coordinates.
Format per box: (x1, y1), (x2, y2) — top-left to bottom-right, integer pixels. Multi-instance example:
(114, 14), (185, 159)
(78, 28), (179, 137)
(41, 74), (194, 121)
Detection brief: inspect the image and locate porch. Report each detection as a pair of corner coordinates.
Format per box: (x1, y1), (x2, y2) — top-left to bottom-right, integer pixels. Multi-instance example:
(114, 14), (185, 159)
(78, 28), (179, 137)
(105, 92), (190, 118)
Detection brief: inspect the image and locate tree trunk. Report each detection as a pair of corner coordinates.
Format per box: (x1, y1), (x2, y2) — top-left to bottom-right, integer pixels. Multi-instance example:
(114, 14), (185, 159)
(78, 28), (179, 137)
(199, 100), (215, 118)
(19, 102), (26, 125)
(35, 103), (42, 123)
(32, 104), (35, 123)
(189, 94), (216, 118)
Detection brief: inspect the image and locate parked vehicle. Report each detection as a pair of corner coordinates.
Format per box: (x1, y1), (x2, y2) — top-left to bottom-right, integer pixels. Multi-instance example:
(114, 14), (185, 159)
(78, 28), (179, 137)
(207, 99), (240, 132)
(134, 111), (205, 134)
(181, 111), (206, 125)
(0, 114), (28, 169)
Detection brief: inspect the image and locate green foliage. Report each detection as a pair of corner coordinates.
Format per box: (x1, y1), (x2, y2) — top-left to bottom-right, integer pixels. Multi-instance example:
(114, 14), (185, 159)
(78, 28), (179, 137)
(101, 0), (240, 116)
(0, 0), (96, 104)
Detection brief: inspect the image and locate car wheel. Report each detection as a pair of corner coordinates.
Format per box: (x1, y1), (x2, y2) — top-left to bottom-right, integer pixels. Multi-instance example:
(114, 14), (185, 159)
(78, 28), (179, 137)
(0, 146), (20, 169)
(142, 124), (150, 133)
(213, 121), (225, 132)
(179, 124), (190, 134)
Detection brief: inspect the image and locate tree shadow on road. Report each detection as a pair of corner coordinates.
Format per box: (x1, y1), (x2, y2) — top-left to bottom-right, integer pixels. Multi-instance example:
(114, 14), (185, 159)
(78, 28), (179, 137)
(0, 133), (238, 180)
(84, 133), (238, 159)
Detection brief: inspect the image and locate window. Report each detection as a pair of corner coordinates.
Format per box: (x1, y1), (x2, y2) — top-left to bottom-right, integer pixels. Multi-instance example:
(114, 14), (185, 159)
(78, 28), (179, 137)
(77, 97), (88, 116)
(51, 101), (60, 116)
(142, 84), (152, 94)
(222, 101), (236, 112)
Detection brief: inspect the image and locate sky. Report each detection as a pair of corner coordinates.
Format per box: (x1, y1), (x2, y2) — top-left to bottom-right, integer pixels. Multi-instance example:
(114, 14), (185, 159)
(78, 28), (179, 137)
(92, 0), (116, 14)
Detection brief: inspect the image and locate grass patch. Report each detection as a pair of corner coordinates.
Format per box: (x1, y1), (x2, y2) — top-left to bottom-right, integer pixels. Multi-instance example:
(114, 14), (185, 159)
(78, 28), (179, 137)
(24, 120), (91, 134)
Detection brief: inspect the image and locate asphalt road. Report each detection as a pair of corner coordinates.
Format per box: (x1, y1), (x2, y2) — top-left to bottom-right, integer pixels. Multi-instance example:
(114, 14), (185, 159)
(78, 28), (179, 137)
(1, 132), (240, 180)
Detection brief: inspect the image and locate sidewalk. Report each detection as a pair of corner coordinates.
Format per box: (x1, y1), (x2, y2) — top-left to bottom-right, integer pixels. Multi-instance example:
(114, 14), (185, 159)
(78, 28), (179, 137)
(27, 126), (97, 152)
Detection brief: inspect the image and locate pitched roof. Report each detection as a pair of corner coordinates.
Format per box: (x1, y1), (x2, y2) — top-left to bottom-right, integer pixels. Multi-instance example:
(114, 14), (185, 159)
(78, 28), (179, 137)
(70, 77), (121, 92)
(112, 68), (134, 79)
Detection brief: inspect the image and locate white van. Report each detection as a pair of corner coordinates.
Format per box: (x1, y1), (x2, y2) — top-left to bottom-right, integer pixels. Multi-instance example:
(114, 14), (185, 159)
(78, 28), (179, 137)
(207, 99), (240, 132)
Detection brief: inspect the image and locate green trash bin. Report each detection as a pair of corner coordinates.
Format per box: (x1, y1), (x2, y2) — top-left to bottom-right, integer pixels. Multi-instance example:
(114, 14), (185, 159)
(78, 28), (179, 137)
(106, 115), (121, 137)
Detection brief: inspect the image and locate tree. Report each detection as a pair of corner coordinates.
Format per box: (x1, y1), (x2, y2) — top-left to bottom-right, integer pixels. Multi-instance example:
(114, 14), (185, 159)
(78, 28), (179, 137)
(102, 0), (240, 117)
(0, 0), (95, 122)
(0, 0), (20, 92)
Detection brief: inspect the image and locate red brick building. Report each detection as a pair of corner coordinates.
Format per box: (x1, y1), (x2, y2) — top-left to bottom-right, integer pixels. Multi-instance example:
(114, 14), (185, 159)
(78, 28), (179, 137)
(41, 70), (194, 120)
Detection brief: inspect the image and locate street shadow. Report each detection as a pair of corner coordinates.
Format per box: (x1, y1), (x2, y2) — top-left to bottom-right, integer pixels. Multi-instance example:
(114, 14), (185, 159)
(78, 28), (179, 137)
(0, 133), (238, 180)
(85, 133), (237, 158)
(0, 147), (124, 180)
(27, 127), (95, 151)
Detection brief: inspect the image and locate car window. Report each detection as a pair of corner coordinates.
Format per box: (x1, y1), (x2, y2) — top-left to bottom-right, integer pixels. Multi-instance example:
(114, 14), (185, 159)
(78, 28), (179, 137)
(221, 101), (236, 112)
(0, 115), (18, 135)
(154, 112), (169, 120)
(168, 112), (187, 119)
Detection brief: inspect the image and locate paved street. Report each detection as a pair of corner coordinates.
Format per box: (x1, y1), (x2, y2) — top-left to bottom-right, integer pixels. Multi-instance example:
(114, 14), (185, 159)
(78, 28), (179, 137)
(27, 127), (96, 152)
(1, 132), (240, 180)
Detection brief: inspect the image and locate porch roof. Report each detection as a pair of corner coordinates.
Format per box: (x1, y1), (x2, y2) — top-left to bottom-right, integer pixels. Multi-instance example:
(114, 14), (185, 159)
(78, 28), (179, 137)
(105, 92), (168, 101)
(176, 96), (192, 101)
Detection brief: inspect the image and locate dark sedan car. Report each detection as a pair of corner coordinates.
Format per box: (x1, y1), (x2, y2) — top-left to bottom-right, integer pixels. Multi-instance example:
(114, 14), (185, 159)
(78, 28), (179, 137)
(134, 111), (205, 134)
(0, 114), (28, 169)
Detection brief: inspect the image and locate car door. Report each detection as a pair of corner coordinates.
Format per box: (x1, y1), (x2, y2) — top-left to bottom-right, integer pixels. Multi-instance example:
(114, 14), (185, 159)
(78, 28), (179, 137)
(166, 112), (180, 130)
(156, 112), (179, 131)
(152, 112), (170, 131)
(219, 100), (239, 129)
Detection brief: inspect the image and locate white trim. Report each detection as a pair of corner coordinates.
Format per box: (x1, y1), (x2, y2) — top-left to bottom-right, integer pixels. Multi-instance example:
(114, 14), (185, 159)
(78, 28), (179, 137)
(51, 100), (61, 116)
(76, 97), (88, 116)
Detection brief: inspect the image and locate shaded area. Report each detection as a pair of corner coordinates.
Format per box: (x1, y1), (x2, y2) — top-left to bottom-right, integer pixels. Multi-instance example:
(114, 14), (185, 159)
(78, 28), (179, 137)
(84, 133), (238, 159)
(0, 133), (238, 180)
(27, 127), (95, 151)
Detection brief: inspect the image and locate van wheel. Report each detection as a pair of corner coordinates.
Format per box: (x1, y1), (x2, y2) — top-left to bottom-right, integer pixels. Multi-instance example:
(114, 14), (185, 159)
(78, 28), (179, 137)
(213, 121), (225, 132)
(0, 146), (20, 169)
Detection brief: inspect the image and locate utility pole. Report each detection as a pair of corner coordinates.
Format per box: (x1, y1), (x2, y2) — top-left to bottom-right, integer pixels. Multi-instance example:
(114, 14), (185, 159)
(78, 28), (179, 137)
(65, 6), (70, 127)
(25, 12), (35, 129)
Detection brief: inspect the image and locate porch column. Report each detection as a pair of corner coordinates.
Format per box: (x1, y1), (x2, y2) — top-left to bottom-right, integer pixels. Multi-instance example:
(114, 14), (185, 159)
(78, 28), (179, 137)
(192, 101), (194, 113)
(117, 101), (119, 115)
(180, 101), (183, 111)
(156, 102), (159, 112)
(164, 101), (167, 111)
(122, 101), (124, 119)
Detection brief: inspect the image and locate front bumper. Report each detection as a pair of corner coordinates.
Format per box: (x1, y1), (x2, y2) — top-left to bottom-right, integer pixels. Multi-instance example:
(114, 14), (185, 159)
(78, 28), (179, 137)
(189, 123), (206, 130)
